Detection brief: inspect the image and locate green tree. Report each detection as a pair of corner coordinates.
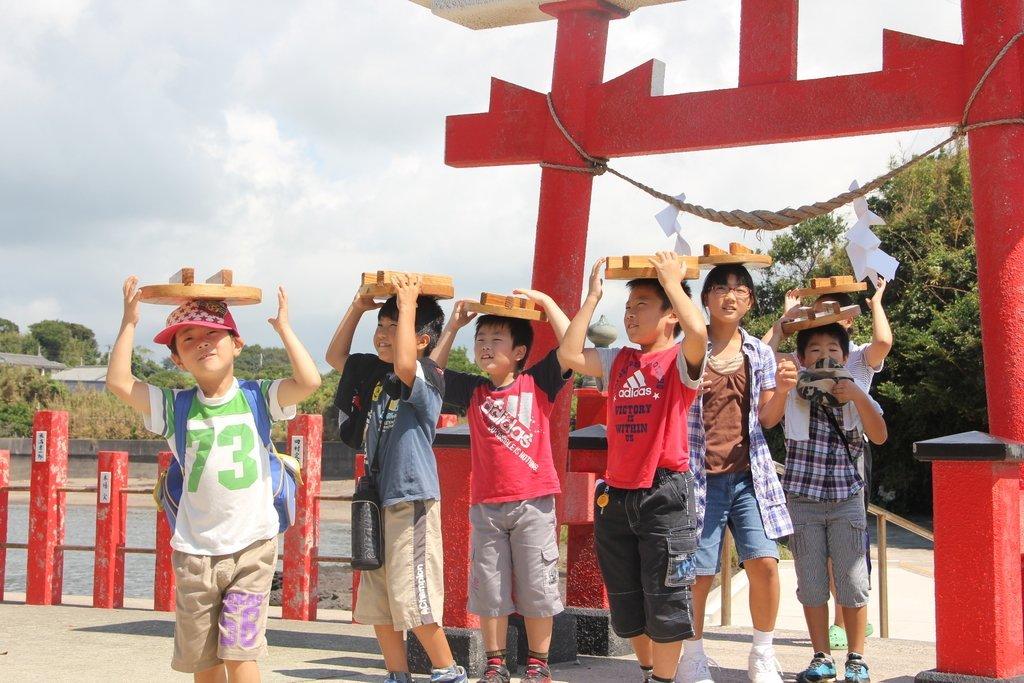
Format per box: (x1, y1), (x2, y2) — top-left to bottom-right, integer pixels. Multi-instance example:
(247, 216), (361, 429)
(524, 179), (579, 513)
(28, 320), (99, 366)
(0, 318), (18, 334)
(234, 344), (292, 380)
(446, 346), (485, 377)
(752, 143), (980, 513)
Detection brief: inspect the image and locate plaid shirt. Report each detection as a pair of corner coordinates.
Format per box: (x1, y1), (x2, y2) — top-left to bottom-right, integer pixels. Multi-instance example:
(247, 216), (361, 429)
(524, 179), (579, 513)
(783, 403), (865, 501)
(688, 329), (794, 540)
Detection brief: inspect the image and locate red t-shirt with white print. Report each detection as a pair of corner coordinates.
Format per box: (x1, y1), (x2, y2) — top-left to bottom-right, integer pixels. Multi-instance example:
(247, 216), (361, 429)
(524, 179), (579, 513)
(596, 344), (703, 489)
(443, 350), (568, 505)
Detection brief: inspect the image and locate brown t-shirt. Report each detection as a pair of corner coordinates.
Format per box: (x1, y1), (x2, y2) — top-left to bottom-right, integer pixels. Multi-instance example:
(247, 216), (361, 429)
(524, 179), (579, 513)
(702, 355), (751, 475)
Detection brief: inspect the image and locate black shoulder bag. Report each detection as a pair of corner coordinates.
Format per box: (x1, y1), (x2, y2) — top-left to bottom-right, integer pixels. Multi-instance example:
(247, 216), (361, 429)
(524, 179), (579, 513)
(350, 396), (394, 571)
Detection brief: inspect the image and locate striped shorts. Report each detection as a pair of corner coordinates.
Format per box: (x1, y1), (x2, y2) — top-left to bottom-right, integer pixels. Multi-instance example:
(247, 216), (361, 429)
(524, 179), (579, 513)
(786, 490), (870, 607)
(353, 499), (445, 632)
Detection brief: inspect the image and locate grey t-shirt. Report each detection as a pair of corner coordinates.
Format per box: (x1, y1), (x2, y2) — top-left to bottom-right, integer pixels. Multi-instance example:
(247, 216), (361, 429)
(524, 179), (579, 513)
(363, 358), (445, 507)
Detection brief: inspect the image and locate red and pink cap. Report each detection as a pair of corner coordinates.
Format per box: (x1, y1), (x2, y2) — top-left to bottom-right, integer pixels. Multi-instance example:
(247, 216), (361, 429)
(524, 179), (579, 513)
(153, 300), (240, 345)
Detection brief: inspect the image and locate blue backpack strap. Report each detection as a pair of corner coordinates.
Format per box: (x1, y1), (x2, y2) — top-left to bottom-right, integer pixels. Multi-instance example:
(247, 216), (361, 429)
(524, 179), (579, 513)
(239, 380), (272, 448)
(172, 388), (198, 465)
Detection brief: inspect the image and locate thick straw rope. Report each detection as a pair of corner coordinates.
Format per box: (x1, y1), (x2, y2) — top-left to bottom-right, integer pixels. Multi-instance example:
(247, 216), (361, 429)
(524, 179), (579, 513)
(539, 31), (1024, 232)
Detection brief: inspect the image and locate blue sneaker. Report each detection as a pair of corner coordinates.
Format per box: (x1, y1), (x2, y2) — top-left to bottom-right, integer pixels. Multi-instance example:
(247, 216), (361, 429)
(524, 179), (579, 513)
(796, 652), (836, 683)
(384, 673), (414, 683)
(431, 664), (468, 683)
(844, 654), (871, 683)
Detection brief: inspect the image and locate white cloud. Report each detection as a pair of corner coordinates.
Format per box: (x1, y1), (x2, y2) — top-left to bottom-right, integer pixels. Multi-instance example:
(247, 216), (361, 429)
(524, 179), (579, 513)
(0, 0), (966, 365)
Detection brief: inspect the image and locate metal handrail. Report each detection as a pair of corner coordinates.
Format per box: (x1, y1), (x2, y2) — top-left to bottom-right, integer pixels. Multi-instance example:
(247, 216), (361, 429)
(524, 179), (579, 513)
(718, 462), (933, 637)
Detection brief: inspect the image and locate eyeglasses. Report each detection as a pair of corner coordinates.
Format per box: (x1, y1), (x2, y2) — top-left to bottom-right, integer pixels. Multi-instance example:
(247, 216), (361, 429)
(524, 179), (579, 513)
(709, 284), (753, 301)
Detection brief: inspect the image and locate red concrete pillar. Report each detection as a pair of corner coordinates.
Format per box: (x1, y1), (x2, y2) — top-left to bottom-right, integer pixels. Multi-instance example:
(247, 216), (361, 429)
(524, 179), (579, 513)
(153, 451), (175, 612)
(26, 410), (68, 605)
(932, 460), (1024, 677)
(434, 442), (478, 630)
(565, 389), (608, 608)
(963, 2), (1024, 445)
(282, 415), (323, 621)
(351, 452), (366, 613)
(93, 451), (128, 609)
(530, 2), (622, 523)
(0, 449), (8, 602)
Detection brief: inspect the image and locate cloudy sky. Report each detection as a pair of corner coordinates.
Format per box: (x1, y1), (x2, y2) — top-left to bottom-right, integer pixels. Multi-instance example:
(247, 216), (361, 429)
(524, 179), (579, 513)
(0, 0), (963, 368)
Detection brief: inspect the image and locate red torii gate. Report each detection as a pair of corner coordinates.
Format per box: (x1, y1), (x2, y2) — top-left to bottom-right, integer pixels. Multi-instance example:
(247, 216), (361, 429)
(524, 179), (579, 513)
(413, 0), (1024, 678)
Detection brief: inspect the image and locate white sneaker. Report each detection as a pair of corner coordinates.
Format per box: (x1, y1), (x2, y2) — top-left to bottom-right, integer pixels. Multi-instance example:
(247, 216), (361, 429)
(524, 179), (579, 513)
(748, 646), (783, 683)
(675, 654), (716, 683)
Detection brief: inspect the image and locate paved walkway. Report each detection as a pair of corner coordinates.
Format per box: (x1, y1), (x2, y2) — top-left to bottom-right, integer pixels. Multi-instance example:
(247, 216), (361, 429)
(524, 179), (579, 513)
(0, 596), (935, 682)
(707, 523), (935, 643)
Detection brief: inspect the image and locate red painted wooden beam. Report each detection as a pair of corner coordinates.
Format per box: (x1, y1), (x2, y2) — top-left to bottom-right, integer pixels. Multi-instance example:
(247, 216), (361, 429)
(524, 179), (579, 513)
(739, 0), (798, 86)
(446, 30), (965, 166)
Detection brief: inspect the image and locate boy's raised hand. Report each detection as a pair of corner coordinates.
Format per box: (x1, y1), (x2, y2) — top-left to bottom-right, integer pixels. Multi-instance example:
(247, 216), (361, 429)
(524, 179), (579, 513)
(391, 273), (422, 309)
(268, 286), (290, 333)
(649, 251), (683, 288)
(122, 276), (142, 326)
(449, 299), (478, 330)
(867, 275), (887, 308)
(352, 292), (383, 313)
(587, 257), (607, 300)
(513, 288), (552, 307)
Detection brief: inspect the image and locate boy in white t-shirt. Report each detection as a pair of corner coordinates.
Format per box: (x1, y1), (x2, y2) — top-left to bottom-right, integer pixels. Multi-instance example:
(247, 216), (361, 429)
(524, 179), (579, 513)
(106, 277), (321, 682)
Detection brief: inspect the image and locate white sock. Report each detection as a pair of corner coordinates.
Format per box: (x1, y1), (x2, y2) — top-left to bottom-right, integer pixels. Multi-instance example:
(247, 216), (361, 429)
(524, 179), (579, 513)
(752, 629), (774, 649)
(683, 638), (705, 658)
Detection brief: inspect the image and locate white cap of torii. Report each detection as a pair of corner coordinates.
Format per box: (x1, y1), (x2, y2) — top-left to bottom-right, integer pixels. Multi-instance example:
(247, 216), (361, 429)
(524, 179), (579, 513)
(408, 0), (686, 30)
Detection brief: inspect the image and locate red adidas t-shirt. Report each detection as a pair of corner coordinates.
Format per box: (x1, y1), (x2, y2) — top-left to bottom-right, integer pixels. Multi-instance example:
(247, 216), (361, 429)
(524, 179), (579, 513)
(443, 350), (568, 505)
(597, 344), (702, 489)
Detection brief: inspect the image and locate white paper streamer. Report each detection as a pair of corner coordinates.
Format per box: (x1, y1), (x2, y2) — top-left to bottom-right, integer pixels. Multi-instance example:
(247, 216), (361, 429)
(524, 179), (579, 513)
(655, 192), (692, 255)
(845, 180), (899, 282)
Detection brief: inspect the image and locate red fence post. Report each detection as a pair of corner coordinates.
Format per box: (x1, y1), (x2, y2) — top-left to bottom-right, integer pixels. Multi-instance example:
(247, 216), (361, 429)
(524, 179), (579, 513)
(566, 388), (608, 610)
(153, 451), (175, 612)
(282, 414), (323, 621)
(26, 410), (68, 605)
(351, 452), (365, 615)
(0, 449), (9, 602)
(93, 451), (128, 608)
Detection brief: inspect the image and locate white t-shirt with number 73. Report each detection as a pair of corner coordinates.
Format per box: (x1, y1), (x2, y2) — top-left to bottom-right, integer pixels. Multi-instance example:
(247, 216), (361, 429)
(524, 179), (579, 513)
(144, 378), (296, 555)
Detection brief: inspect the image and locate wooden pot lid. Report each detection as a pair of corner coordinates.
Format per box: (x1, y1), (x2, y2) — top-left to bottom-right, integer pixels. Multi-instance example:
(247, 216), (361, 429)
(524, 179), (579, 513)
(465, 293), (547, 321)
(358, 271), (455, 300)
(139, 269), (262, 306)
(781, 302), (861, 335)
(792, 275), (868, 299)
(604, 254), (700, 280)
(697, 243), (772, 269)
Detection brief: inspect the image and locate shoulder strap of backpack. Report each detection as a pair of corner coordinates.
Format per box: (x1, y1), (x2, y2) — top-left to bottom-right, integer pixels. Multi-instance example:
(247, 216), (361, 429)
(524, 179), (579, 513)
(239, 380), (273, 449)
(173, 388), (198, 466)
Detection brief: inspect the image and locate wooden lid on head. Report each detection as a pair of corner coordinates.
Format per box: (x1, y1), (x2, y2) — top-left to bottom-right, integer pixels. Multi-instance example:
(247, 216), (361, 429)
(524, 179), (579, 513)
(139, 268), (262, 305)
(604, 254), (700, 280)
(465, 293), (547, 321)
(792, 275), (868, 299)
(358, 271), (455, 300)
(780, 302), (861, 335)
(698, 243), (772, 269)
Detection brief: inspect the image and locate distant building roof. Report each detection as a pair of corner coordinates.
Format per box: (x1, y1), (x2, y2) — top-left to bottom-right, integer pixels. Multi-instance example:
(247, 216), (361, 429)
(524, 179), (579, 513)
(0, 352), (66, 371)
(52, 366), (108, 382)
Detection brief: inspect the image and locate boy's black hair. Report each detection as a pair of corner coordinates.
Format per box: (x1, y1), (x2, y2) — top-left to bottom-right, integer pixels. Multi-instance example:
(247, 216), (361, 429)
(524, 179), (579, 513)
(167, 331), (238, 357)
(796, 323), (850, 359)
(815, 292), (856, 308)
(626, 278), (693, 338)
(475, 315), (534, 372)
(701, 264), (758, 312)
(378, 295), (445, 356)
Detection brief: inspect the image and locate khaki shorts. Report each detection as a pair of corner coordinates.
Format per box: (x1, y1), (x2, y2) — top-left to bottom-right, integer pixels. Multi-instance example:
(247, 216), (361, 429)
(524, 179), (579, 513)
(468, 495), (563, 618)
(354, 499), (445, 632)
(171, 536), (277, 673)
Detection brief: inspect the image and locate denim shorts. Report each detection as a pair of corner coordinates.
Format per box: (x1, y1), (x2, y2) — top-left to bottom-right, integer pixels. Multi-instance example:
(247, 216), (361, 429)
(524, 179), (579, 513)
(694, 471), (780, 575)
(593, 469), (698, 643)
